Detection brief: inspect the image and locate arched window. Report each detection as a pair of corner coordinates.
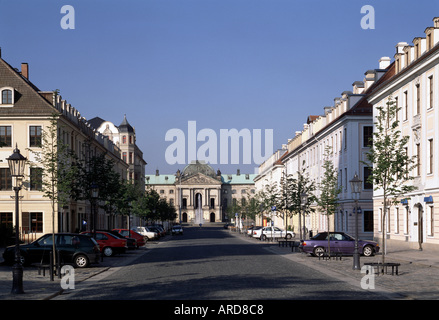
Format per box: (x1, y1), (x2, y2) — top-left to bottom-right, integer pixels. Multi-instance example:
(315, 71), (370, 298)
(1, 89), (13, 104)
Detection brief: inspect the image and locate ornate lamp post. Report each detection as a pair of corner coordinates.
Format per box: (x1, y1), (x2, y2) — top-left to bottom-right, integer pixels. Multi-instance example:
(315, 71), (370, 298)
(7, 145), (27, 294)
(300, 192), (308, 240)
(350, 173), (362, 270)
(175, 169), (182, 224)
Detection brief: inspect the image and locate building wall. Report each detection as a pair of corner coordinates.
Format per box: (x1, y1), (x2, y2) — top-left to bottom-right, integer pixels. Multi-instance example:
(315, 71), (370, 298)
(368, 18), (439, 249)
(0, 56), (131, 239)
(146, 167), (256, 224)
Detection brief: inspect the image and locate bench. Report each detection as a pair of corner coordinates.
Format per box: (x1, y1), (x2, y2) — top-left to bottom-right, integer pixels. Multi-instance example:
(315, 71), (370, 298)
(364, 262), (401, 276)
(37, 264), (51, 277)
(277, 239), (294, 247)
(319, 251), (342, 261)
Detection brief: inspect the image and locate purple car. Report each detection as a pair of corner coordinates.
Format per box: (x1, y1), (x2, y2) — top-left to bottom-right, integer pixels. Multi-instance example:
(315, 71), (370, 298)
(300, 232), (379, 257)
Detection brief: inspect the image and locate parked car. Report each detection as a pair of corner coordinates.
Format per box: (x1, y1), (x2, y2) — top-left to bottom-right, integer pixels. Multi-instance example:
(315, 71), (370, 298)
(299, 232), (380, 257)
(113, 229), (147, 247)
(148, 226), (165, 237)
(247, 226), (262, 237)
(81, 231), (127, 257)
(2, 233), (100, 268)
(133, 226), (158, 240)
(100, 230), (137, 250)
(152, 225), (166, 237)
(252, 226), (295, 240)
(171, 225), (183, 235)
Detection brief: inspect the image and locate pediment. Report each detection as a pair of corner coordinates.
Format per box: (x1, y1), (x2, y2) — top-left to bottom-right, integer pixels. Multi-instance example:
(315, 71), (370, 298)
(181, 173), (221, 186)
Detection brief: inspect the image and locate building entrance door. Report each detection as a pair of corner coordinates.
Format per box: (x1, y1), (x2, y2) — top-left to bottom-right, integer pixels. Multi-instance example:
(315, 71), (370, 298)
(412, 204), (424, 250)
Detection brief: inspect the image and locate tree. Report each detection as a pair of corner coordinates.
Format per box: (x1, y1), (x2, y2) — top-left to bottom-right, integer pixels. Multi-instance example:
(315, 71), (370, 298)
(241, 191), (262, 224)
(226, 197), (241, 228)
(70, 143), (124, 234)
(259, 182), (281, 227)
(316, 146), (342, 255)
(279, 162), (316, 239)
(364, 97), (417, 264)
(141, 188), (161, 222)
(27, 112), (77, 274)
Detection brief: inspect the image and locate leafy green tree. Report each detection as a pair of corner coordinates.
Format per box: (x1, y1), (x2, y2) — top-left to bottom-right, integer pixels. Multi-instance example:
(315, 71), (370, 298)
(27, 112), (77, 270)
(70, 143), (125, 233)
(364, 97), (417, 264)
(226, 197), (241, 227)
(241, 191), (262, 224)
(316, 146), (342, 255)
(141, 188), (161, 222)
(259, 182), (281, 227)
(279, 163), (316, 239)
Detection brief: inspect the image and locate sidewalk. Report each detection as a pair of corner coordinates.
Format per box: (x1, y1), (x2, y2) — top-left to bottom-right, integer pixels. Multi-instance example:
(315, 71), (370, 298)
(0, 245), (152, 300)
(235, 232), (439, 300)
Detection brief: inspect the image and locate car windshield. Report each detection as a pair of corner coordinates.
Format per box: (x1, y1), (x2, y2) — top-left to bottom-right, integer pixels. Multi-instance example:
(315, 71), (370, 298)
(119, 230), (129, 237)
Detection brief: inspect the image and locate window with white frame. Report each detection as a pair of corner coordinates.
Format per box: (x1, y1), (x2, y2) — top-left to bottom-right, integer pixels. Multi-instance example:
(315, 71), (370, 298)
(0, 126), (12, 147)
(0, 87), (14, 106)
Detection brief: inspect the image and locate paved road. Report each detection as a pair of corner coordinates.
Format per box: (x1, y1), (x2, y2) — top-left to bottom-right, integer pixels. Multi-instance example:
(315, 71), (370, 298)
(53, 226), (388, 300)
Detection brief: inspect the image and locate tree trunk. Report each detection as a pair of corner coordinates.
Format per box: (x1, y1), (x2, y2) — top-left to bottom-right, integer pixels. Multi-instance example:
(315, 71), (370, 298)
(382, 196), (387, 265)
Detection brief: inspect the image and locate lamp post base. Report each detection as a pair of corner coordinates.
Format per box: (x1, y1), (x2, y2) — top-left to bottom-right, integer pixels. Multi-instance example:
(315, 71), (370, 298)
(11, 263), (24, 294)
(352, 251), (361, 270)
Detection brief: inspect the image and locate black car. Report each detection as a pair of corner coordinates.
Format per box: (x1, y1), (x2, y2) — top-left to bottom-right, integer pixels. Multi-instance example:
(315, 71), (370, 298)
(2, 233), (101, 268)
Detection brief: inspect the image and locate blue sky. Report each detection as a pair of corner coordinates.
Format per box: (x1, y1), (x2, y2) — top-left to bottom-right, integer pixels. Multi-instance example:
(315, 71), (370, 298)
(1, 0), (438, 174)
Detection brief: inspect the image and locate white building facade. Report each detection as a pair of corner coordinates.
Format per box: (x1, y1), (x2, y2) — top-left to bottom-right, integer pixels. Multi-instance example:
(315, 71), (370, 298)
(368, 17), (439, 251)
(257, 59), (395, 239)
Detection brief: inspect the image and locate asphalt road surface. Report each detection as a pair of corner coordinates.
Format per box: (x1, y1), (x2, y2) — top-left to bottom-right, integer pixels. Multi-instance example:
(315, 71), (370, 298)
(54, 226), (387, 301)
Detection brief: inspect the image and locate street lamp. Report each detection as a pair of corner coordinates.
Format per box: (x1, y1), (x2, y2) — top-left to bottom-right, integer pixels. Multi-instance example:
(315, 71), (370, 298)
(300, 192), (308, 240)
(350, 172), (362, 270)
(7, 145), (27, 294)
(175, 169), (182, 224)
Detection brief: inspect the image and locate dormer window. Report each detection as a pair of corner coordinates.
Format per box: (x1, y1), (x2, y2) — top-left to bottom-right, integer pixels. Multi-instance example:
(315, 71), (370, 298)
(0, 87), (14, 106)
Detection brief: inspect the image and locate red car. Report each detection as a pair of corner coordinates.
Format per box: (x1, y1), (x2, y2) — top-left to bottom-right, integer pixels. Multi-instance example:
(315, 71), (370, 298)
(81, 231), (127, 257)
(113, 229), (147, 248)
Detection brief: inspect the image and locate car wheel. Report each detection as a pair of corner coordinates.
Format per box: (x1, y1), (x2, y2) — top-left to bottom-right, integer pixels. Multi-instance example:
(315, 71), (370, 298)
(286, 234), (292, 239)
(362, 245), (374, 257)
(19, 253), (28, 266)
(103, 247), (113, 257)
(261, 235), (267, 241)
(74, 254), (89, 268)
(313, 246), (325, 257)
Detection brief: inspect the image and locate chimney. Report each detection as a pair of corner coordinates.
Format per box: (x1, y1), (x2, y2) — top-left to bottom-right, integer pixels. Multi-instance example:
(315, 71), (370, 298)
(155, 169), (159, 176)
(352, 81), (365, 94)
(21, 63), (29, 79)
(379, 57), (391, 69)
(395, 42), (408, 54)
(434, 17), (439, 28)
(237, 169), (240, 176)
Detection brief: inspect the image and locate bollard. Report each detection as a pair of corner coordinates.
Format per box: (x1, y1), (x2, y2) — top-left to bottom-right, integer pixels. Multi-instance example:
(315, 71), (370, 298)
(49, 251), (54, 281)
